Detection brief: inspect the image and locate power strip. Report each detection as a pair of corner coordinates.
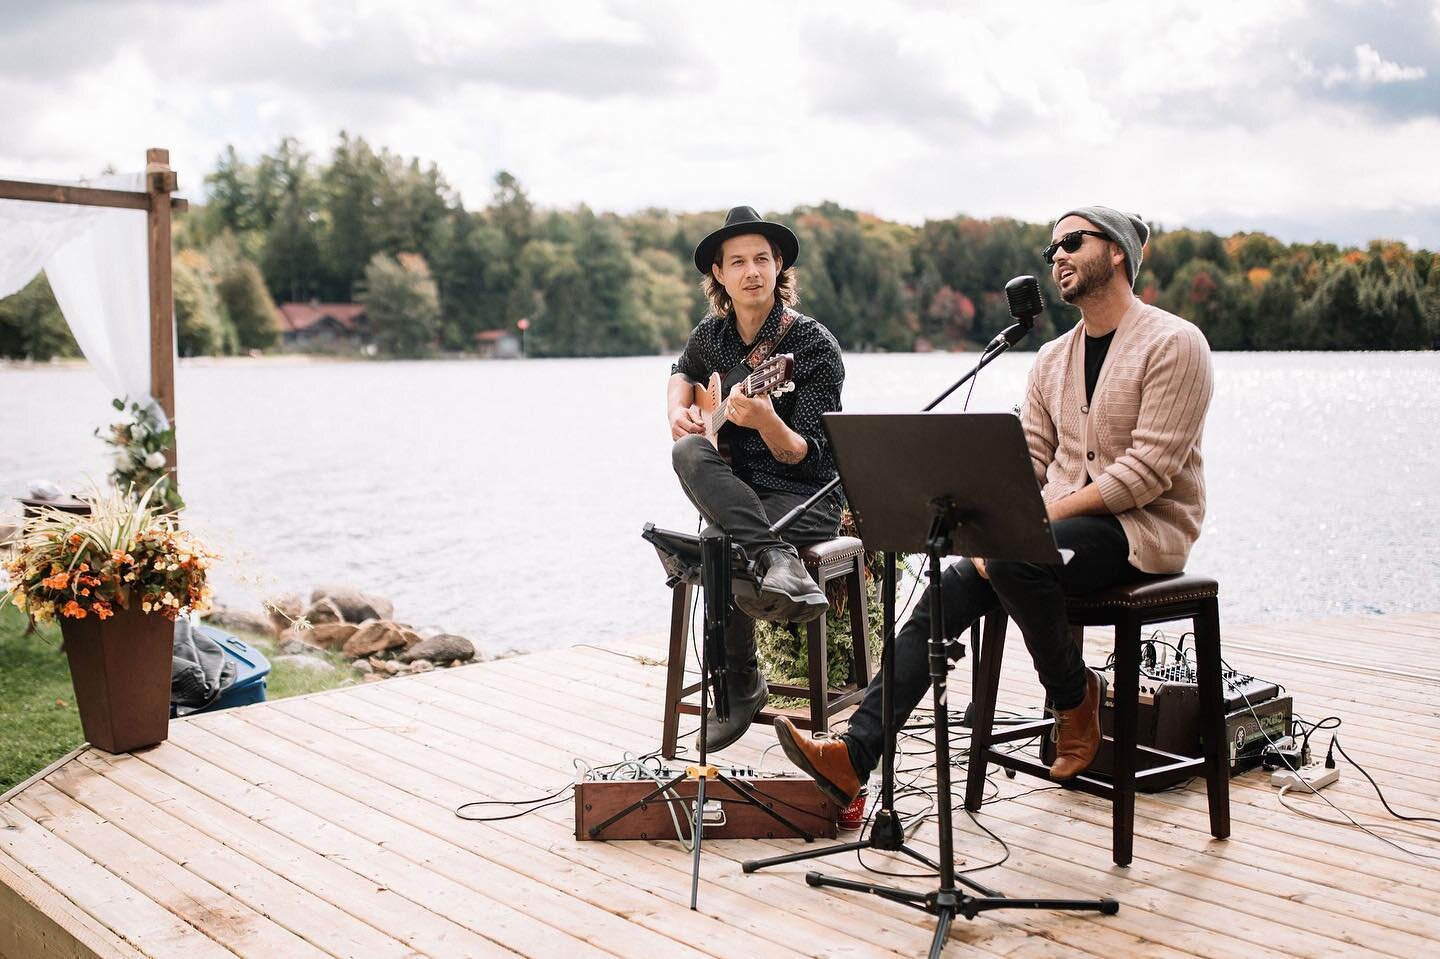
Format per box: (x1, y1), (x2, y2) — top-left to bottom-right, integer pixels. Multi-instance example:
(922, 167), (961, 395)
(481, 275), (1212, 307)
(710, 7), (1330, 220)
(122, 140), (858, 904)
(1270, 762), (1339, 792)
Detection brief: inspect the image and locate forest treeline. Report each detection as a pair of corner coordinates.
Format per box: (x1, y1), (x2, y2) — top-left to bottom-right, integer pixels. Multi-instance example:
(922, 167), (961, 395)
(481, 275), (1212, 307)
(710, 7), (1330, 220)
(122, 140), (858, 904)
(3, 133), (1437, 359)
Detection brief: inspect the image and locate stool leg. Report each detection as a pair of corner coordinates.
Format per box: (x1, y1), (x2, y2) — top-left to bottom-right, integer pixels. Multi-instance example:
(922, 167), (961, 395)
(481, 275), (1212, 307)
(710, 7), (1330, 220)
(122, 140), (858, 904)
(807, 594), (829, 734)
(848, 556), (871, 689)
(1195, 599), (1231, 840)
(1111, 612), (1140, 867)
(660, 583), (691, 759)
(964, 614), (1008, 811)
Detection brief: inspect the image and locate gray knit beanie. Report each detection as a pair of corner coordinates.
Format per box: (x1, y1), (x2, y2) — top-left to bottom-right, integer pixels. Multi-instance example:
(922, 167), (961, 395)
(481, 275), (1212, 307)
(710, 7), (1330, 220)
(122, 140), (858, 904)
(1055, 206), (1150, 288)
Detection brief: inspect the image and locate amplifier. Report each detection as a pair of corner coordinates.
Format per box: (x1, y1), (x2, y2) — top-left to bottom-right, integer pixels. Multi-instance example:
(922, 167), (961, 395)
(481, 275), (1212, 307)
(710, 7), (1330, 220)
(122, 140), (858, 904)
(1040, 667), (1292, 791)
(575, 769), (837, 841)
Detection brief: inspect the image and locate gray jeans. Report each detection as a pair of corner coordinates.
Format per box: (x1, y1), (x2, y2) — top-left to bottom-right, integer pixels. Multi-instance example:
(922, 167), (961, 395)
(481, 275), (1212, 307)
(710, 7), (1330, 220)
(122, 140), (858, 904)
(671, 434), (842, 664)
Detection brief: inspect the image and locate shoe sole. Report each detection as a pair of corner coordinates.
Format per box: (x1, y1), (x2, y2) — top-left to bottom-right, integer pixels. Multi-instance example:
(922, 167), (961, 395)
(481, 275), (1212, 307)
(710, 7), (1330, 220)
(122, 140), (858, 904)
(696, 691), (769, 754)
(773, 720), (856, 809)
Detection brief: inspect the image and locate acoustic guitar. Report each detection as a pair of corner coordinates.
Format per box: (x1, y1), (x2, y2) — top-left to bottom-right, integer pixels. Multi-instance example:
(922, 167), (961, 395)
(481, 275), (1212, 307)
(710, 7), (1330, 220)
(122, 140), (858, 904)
(691, 353), (797, 457)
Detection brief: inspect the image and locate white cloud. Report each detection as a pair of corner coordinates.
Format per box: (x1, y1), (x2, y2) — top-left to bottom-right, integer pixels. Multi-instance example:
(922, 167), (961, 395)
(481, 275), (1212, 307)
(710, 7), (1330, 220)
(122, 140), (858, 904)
(1323, 43), (1428, 87)
(0, 0), (1437, 247)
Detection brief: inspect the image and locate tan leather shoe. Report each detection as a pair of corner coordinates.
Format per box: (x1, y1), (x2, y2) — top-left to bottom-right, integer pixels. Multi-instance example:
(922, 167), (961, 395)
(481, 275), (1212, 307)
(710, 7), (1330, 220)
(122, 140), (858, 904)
(773, 717), (861, 808)
(1049, 668), (1103, 780)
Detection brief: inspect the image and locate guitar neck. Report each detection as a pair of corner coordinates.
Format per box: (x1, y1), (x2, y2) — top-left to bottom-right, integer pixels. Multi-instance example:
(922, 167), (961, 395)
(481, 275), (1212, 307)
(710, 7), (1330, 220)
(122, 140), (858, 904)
(707, 371), (764, 432)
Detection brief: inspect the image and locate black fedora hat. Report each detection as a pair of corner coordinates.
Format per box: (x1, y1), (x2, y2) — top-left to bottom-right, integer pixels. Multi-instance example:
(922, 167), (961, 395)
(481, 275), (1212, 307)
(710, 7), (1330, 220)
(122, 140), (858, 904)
(693, 205), (800, 275)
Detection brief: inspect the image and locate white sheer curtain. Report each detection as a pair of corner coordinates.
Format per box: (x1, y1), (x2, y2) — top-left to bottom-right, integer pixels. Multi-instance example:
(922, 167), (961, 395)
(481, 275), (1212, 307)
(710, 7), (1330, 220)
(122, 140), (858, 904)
(0, 173), (165, 423)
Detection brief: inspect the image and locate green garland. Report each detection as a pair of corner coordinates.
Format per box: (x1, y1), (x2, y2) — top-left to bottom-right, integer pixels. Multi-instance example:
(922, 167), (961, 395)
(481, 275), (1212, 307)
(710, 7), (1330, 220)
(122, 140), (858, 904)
(755, 514), (904, 706)
(95, 399), (183, 511)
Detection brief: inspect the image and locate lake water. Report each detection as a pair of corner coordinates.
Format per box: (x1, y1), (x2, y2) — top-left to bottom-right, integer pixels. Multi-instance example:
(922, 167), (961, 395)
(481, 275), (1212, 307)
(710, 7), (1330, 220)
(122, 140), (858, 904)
(2, 352), (1437, 653)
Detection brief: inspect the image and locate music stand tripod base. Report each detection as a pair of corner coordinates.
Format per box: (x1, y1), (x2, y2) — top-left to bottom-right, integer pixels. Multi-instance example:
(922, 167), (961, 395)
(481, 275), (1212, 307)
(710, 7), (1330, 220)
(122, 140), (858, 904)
(761, 413), (1120, 956)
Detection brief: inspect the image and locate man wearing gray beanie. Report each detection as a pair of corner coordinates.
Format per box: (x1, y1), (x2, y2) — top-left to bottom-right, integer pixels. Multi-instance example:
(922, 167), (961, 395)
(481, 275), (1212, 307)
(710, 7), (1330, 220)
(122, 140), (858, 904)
(777, 205), (1216, 809)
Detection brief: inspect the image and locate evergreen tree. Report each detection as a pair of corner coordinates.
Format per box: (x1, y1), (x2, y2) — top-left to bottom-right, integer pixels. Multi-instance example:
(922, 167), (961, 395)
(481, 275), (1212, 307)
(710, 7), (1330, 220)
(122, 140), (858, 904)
(0, 274), (77, 359)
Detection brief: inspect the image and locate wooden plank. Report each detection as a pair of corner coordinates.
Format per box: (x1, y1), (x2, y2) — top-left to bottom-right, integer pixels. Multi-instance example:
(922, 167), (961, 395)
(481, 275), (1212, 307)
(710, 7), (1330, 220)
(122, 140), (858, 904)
(271, 700), (1166, 959)
(0, 804), (236, 958)
(0, 179), (188, 211)
(0, 850), (142, 959)
(354, 679), (1290, 956)
(336, 671), (1249, 956)
(213, 705), (901, 959)
(360, 662), (1405, 956)
(173, 710), (801, 959)
(29, 756), (419, 958)
(69, 750), (525, 959)
(11, 781), (330, 959)
(0, 179), (149, 210)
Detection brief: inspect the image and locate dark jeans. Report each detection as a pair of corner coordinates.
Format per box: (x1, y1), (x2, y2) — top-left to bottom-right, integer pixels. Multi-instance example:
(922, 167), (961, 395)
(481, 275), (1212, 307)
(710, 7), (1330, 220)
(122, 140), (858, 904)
(672, 434), (842, 665)
(843, 513), (1142, 776)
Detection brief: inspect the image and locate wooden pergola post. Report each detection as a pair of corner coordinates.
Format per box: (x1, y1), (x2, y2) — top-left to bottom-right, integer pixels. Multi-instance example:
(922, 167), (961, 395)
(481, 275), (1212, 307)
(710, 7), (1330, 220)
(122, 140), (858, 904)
(145, 148), (179, 481)
(0, 149), (187, 486)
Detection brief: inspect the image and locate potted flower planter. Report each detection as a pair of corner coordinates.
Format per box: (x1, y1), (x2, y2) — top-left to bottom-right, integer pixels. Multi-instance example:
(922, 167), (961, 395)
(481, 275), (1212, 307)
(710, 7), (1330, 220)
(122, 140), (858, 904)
(59, 604), (173, 753)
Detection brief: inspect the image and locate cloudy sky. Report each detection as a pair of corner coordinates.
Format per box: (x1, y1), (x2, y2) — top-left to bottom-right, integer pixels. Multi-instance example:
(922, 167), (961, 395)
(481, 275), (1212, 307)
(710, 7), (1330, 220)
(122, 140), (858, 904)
(3, 0), (1438, 248)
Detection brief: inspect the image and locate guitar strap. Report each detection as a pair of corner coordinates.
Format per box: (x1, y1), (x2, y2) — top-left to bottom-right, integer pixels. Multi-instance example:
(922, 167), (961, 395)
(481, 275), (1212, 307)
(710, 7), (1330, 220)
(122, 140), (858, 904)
(743, 307), (799, 369)
(722, 308), (801, 396)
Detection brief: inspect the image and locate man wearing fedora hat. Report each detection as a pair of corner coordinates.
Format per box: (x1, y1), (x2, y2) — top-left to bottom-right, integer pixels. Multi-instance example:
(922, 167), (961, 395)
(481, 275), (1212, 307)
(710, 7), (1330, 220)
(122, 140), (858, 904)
(668, 205), (846, 752)
(775, 205), (1215, 806)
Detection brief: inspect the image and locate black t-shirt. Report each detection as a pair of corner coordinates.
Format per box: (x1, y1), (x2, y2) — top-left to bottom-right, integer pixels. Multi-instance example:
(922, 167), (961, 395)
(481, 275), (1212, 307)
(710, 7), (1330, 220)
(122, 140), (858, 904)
(671, 301), (844, 495)
(1084, 330), (1115, 403)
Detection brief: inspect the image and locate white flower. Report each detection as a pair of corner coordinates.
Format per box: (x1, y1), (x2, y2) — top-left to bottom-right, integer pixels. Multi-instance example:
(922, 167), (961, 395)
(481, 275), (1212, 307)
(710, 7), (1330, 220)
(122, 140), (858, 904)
(144, 451), (166, 469)
(131, 423), (148, 442)
(113, 452), (132, 470)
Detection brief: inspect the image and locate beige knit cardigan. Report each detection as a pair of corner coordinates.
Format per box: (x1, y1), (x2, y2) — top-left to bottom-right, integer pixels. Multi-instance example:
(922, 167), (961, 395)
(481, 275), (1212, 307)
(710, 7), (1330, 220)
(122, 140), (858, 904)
(1020, 299), (1214, 574)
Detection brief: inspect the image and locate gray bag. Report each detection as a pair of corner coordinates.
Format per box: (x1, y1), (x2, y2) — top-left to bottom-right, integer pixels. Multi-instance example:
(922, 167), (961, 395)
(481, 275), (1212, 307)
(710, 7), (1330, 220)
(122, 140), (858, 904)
(171, 617), (238, 716)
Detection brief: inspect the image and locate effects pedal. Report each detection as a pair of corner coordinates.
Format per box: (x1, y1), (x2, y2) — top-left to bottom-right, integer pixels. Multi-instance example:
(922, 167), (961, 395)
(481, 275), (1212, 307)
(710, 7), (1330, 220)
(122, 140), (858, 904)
(1270, 761), (1338, 792)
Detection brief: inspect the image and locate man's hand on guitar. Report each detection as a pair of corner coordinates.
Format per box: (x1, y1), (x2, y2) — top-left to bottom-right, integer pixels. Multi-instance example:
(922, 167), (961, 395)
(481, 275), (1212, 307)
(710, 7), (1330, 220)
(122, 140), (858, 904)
(725, 383), (778, 431)
(669, 405), (705, 440)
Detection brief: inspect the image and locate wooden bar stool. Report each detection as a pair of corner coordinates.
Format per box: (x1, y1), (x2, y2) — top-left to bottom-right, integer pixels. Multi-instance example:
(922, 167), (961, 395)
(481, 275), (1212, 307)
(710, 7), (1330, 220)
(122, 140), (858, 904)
(962, 574), (1230, 866)
(660, 536), (872, 759)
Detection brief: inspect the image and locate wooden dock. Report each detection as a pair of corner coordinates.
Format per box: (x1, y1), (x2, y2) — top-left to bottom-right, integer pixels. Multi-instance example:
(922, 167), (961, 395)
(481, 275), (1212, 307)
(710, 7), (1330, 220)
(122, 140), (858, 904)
(3, 612), (1438, 958)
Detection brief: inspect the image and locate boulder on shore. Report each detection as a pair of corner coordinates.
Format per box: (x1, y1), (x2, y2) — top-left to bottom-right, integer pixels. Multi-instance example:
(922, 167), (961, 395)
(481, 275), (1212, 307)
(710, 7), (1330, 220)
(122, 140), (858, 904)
(302, 597), (345, 626)
(310, 586), (395, 624)
(204, 607), (278, 638)
(266, 594), (304, 633)
(399, 633), (476, 664)
(300, 622), (359, 651)
(342, 620), (411, 658)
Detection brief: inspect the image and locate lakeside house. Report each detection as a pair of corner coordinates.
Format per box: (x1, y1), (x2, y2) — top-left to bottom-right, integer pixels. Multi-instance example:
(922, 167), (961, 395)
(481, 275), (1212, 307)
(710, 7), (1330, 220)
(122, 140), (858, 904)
(276, 302), (370, 351)
(473, 329), (521, 359)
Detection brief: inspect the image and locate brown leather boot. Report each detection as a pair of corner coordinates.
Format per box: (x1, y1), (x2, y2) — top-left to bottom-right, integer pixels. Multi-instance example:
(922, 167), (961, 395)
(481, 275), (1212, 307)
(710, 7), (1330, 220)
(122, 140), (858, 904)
(773, 717), (862, 808)
(1049, 668), (1103, 780)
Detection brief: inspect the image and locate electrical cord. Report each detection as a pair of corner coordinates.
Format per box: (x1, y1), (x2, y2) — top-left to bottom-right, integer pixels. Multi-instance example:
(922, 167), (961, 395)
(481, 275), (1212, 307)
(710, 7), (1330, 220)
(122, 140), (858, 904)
(1331, 736), (1440, 826)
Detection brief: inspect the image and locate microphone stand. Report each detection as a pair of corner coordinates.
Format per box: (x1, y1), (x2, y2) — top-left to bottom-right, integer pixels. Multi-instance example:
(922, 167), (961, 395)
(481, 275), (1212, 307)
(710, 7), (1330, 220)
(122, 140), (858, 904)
(744, 317), (1034, 875)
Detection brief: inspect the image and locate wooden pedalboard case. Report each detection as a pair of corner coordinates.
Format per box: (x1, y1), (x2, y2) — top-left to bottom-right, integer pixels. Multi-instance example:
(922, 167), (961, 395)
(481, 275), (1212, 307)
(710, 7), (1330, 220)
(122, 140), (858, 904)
(575, 770), (837, 841)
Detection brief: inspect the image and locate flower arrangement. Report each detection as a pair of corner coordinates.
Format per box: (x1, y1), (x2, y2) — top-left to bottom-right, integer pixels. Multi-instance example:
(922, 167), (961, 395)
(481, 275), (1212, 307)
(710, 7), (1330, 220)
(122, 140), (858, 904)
(3, 485), (215, 624)
(96, 398), (183, 511)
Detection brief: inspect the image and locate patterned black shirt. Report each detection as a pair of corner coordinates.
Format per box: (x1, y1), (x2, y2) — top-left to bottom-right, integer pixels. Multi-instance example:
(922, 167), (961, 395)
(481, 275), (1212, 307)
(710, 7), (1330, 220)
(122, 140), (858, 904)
(671, 300), (845, 495)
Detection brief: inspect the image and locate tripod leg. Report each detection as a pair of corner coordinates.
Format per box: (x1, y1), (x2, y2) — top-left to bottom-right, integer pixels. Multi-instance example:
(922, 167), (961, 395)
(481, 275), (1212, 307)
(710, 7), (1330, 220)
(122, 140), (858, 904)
(928, 907), (954, 959)
(690, 774), (706, 910)
(719, 773), (816, 841)
(587, 772), (690, 839)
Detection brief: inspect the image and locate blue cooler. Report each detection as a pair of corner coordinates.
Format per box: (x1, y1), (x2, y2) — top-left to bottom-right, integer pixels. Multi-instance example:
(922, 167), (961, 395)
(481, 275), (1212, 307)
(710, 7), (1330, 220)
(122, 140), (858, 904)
(193, 625), (271, 712)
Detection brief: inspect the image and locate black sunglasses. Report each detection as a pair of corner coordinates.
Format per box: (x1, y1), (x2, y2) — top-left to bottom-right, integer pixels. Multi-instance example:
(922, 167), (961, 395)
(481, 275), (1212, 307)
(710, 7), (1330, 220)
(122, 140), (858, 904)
(1042, 229), (1109, 264)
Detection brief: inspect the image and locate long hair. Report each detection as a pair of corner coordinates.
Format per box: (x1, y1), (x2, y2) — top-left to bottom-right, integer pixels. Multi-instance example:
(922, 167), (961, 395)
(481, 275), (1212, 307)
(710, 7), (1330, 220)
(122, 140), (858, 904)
(701, 238), (800, 317)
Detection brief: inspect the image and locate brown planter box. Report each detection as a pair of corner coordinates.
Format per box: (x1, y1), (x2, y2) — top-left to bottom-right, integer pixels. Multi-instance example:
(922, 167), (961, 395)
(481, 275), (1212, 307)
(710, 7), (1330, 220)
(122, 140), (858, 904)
(59, 605), (172, 753)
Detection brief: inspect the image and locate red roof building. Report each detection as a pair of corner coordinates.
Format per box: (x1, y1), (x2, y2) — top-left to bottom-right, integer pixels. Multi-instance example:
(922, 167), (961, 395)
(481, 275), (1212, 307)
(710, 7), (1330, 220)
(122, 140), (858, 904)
(275, 303), (369, 350)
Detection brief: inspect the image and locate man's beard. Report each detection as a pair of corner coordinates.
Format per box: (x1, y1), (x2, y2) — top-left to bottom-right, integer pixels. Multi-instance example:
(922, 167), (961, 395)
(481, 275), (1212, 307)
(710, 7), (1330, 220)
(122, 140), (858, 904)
(1059, 253), (1116, 303)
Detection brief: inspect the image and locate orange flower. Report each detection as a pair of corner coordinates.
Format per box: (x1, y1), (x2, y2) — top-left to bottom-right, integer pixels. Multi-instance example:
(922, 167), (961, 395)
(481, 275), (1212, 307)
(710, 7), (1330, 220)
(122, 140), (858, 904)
(41, 571), (70, 590)
(61, 600), (87, 619)
(93, 601), (114, 620)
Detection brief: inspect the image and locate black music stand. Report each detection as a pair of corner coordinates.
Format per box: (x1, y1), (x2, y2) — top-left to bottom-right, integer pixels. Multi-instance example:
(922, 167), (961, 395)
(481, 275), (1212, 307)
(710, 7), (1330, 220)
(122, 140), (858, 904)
(790, 413), (1118, 957)
(605, 526), (815, 909)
